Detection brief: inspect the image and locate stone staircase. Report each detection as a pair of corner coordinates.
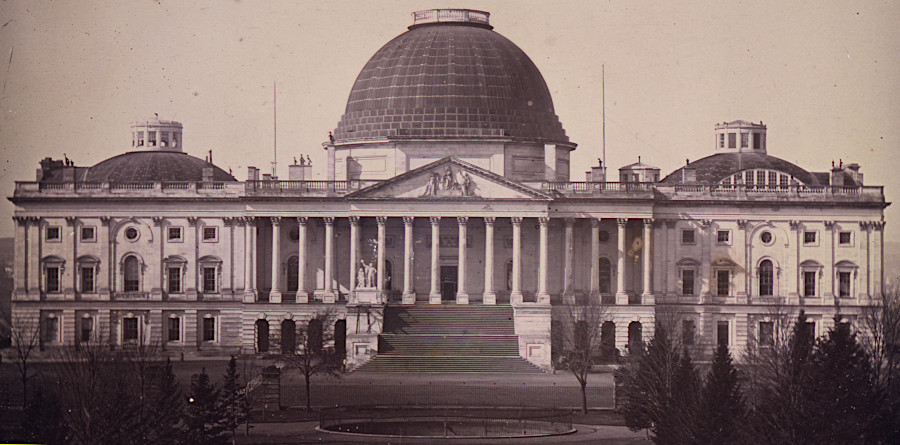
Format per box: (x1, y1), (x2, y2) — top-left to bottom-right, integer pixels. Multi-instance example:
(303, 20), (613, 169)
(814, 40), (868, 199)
(352, 304), (543, 373)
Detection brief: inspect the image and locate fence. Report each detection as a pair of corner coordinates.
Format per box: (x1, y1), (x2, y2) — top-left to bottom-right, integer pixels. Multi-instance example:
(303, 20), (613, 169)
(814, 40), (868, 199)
(279, 382), (615, 410)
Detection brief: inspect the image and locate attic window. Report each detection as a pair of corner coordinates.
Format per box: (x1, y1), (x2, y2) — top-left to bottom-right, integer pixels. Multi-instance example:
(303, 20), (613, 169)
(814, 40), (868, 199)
(753, 133), (761, 149)
(728, 133), (736, 149)
(719, 133), (725, 148)
(148, 132), (156, 147)
(741, 133), (749, 148)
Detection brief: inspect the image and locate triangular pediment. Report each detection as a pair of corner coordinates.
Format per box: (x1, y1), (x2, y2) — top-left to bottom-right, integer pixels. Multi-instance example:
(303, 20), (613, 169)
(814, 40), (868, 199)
(346, 157), (551, 200)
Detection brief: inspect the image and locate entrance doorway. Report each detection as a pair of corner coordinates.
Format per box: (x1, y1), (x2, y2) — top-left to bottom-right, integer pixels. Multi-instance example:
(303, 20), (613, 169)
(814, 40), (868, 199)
(440, 265), (457, 301)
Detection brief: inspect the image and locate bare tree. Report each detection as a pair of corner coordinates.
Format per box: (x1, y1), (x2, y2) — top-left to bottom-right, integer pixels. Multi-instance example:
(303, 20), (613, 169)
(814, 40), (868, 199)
(7, 311), (41, 408)
(552, 296), (608, 413)
(281, 310), (344, 411)
(860, 282), (900, 442)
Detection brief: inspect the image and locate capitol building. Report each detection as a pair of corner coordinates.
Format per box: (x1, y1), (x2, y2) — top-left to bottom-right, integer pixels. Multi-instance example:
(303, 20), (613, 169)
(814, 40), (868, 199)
(8, 9), (887, 371)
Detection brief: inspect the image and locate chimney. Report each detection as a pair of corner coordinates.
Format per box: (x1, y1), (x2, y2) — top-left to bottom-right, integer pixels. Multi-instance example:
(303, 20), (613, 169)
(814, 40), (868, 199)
(843, 163), (862, 185)
(830, 165), (844, 186)
(289, 163), (312, 180)
(247, 166), (260, 181)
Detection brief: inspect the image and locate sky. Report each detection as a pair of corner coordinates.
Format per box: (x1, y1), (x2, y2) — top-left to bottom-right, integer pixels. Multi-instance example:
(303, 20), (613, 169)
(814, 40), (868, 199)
(0, 0), (898, 243)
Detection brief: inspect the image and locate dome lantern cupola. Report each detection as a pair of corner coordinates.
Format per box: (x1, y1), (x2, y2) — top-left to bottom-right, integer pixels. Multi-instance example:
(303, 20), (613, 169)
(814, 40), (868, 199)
(715, 120), (766, 154)
(131, 114), (183, 152)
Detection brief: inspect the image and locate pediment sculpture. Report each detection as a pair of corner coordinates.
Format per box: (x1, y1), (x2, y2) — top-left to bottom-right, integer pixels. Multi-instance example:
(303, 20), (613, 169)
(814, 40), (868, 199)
(422, 166), (475, 197)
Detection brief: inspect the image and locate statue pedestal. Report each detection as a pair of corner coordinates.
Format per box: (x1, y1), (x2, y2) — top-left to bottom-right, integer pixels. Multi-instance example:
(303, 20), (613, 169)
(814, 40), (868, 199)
(354, 288), (383, 304)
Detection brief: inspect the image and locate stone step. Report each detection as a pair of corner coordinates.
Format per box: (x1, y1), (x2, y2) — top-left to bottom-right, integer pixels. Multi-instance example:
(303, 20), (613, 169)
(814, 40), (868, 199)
(353, 356), (543, 373)
(379, 334), (520, 356)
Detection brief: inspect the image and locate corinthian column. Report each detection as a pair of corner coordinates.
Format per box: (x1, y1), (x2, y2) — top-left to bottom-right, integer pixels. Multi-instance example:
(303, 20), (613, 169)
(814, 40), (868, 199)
(510, 217), (523, 304)
(537, 217), (550, 304)
(402, 216), (415, 304)
(616, 218), (628, 305)
(269, 217), (282, 303)
(483, 217), (496, 304)
(322, 217), (335, 303)
(457, 216), (469, 304)
(429, 217), (441, 304)
(296, 217), (309, 303)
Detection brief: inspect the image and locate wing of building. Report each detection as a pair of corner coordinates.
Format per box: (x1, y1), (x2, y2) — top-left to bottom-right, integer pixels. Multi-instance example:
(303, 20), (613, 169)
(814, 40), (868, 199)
(7, 9), (888, 369)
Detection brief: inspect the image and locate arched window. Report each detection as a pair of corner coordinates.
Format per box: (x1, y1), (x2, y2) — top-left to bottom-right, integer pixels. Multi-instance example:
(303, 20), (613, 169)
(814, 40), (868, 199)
(759, 260), (774, 296)
(307, 318), (323, 353)
(598, 258), (611, 294)
(334, 319), (346, 357)
(286, 256), (299, 292)
(281, 320), (296, 354)
(256, 320), (270, 353)
(628, 322), (643, 352)
(123, 256), (140, 292)
(601, 321), (616, 358)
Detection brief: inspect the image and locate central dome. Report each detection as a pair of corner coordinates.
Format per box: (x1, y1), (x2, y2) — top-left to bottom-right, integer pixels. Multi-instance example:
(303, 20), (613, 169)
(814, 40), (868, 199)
(333, 9), (568, 144)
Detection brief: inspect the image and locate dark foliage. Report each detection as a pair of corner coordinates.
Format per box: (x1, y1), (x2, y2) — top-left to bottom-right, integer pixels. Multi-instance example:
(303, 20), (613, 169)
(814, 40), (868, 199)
(183, 368), (229, 445)
(220, 355), (250, 440)
(696, 343), (746, 444)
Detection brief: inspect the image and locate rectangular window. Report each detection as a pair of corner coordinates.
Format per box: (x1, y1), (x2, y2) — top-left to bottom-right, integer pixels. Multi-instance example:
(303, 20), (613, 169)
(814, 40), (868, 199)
(741, 133), (749, 148)
(779, 174), (789, 188)
(148, 131), (156, 146)
(716, 270), (730, 296)
(81, 266), (95, 293)
(804, 231), (817, 245)
(46, 266), (60, 293)
(719, 133), (725, 148)
(44, 317), (59, 343)
(168, 317), (181, 342)
(745, 171), (754, 185)
(81, 226), (96, 242)
(753, 132), (761, 149)
(717, 230), (730, 244)
(46, 226), (61, 241)
(137, 131), (144, 146)
(839, 231), (852, 246)
(168, 227), (183, 241)
(759, 321), (774, 347)
(203, 317), (216, 342)
(728, 133), (736, 148)
(717, 321), (730, 347)
(804, 271), (817, 297)
(682, 320), (695, 346)
(681, 229), (695, 245)
(160, 132), (168, 147)
(682, 269), (695, 295)
(203, 267), (217, 293)
(203, 227), (218, 242)
(768, 171), (777, 187)
(80, 317), (93, 342)
(757, 171), (766, 187)
(839, 272), (851, 297)
(123, 317), (138, 342)
(167, 267), (182, 293)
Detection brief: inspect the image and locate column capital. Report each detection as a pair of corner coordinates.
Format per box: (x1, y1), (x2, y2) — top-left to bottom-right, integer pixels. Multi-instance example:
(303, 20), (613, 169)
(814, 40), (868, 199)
(790, 220), (801, 230)
(269, 216), (282, 225)
(590, 218), (600, 228)
(701, 219), (712, 227)
(65, 216), (78, 226)
(100, 216), (112, 227)
(151, 216), (165, 227)
(457, 216), (469, 226)
(323, 216), (335, 226)
(737, 219), (748, 229)
(430, 216), (441, 226)
(222, 217), (236, 227)
(402, 216), (414, 226)
(538, 217), (550, 225)
(616, 218), (628, 227)
(511, 217), (523, 226)
(873, 221), (885, 231)
(298, 216), (309, 226)
(376, 216), (388, 226)
(858, 220), (872, 230)
(187, 217), (199, 226)
(348, 216), (359, 226)
(564, 217), (575, 226)
(233, 217), (246, 226)
(12, 216), (29, 227)
(824, 220), (835, 230)
(642, 218), (654, 227)
(484, 216), (496, 225)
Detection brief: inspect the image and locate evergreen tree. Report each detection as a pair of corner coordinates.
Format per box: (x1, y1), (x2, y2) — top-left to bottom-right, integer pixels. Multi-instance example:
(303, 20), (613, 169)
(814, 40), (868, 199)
(656, 349), (701, 445)
(617, 324), (685, 443)
(219, 355), (249, 441)
(696, 343), (747, 444)
(145, 358), (184, 444)
(183, 368), (228, 445)
(805, 316), (876, 444)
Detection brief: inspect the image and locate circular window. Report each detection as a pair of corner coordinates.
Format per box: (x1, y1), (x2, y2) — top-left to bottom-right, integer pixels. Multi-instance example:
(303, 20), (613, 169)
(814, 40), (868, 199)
(598, 230), (610, 243)
(760, 231), (773, 245)
(124, 227), (139, 241)
(289, 228), (299, 242)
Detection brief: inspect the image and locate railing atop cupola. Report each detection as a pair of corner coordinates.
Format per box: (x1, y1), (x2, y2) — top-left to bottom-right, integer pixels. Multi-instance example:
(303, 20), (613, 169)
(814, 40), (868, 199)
(411, 9), (490, 27)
